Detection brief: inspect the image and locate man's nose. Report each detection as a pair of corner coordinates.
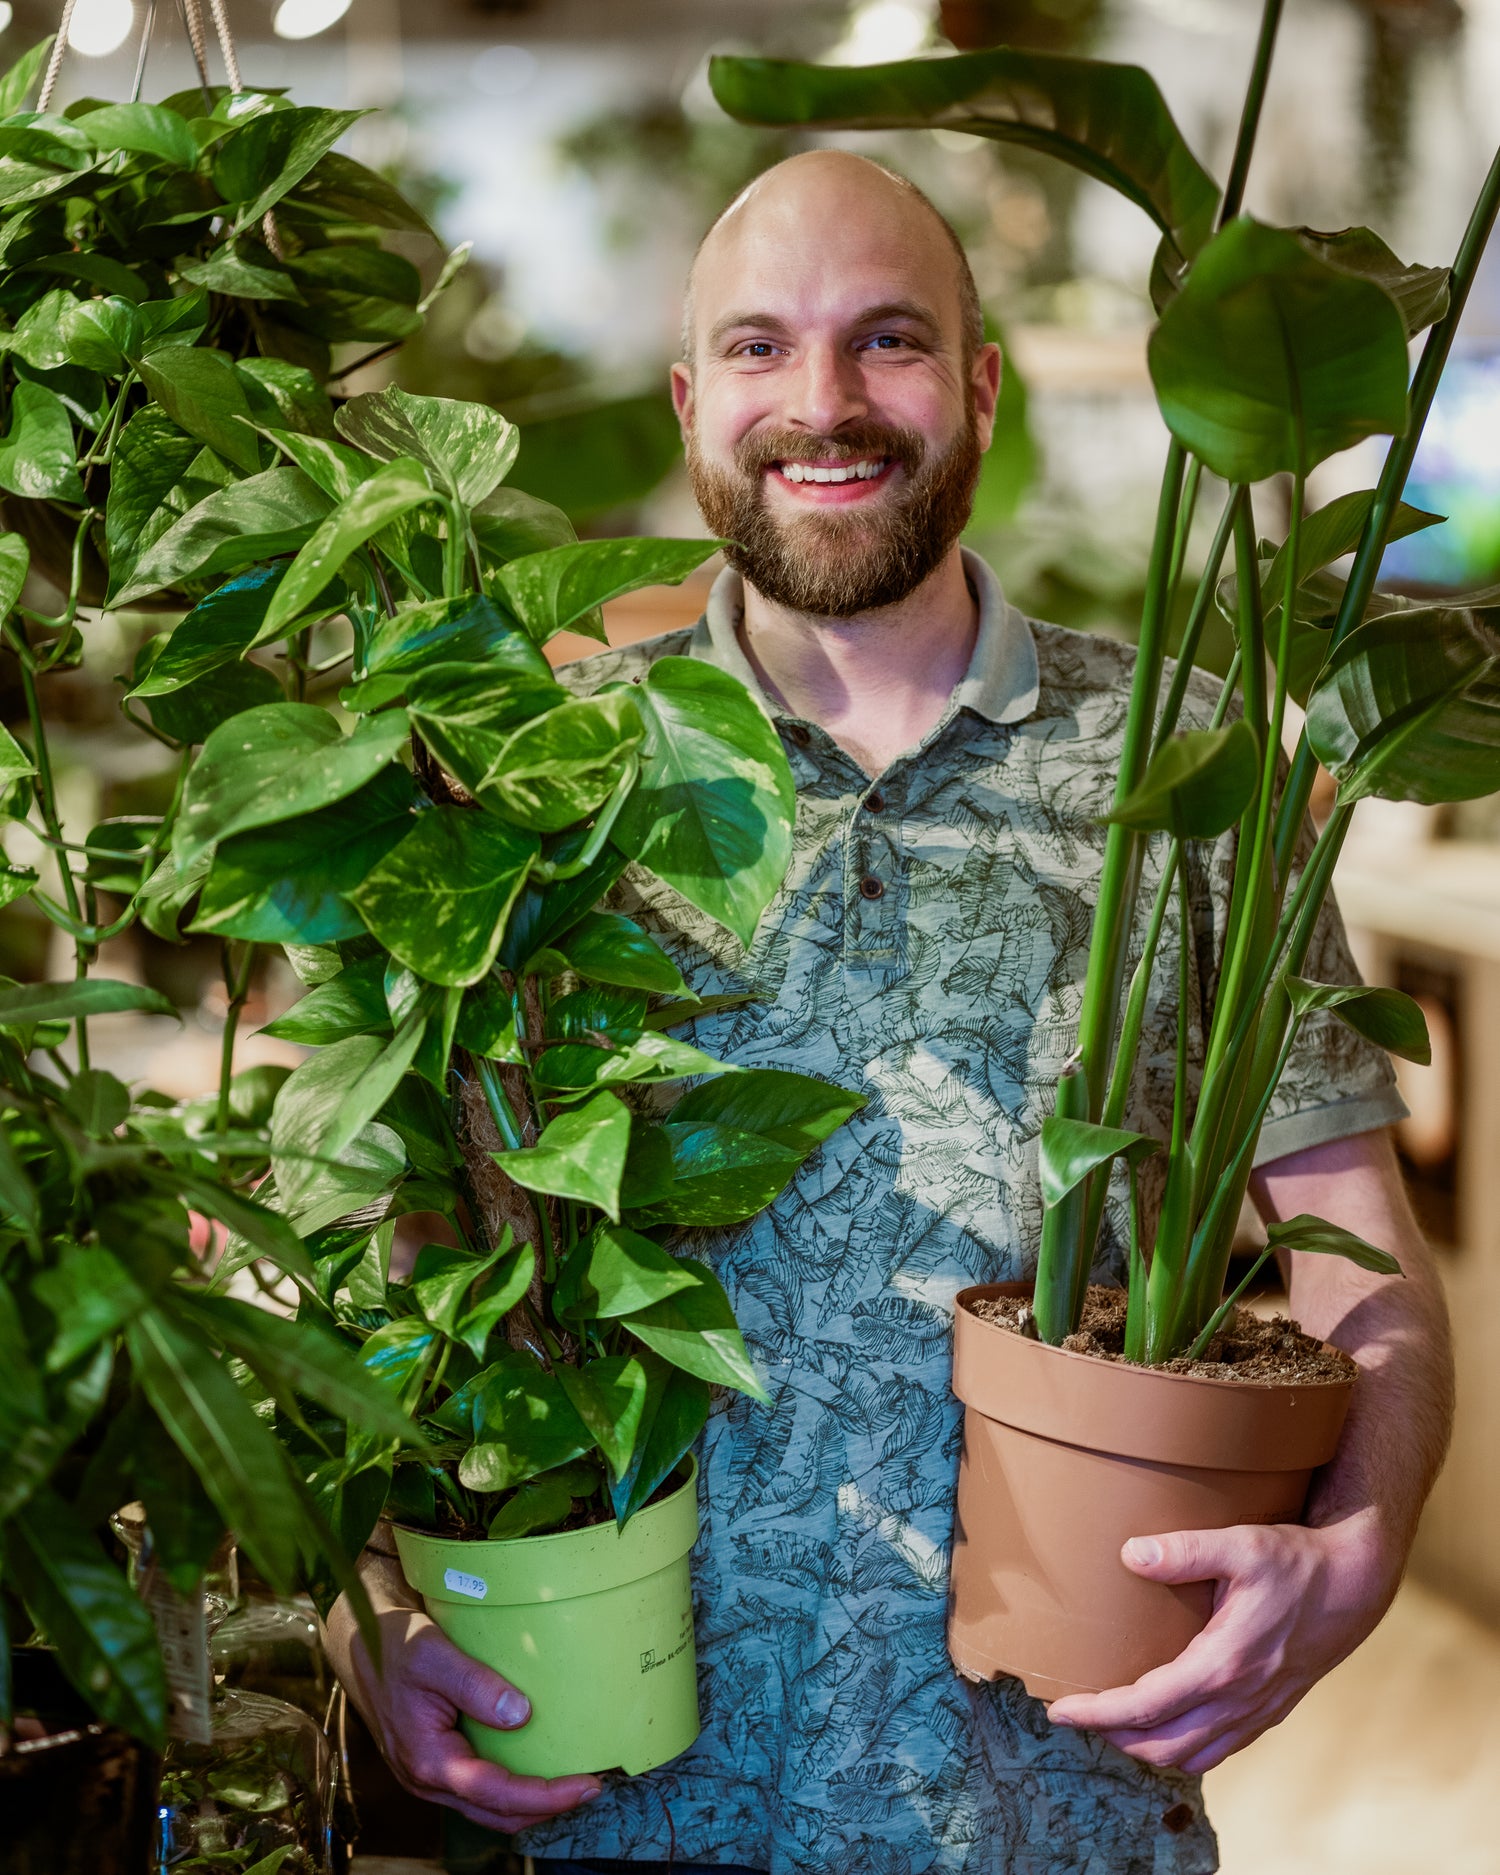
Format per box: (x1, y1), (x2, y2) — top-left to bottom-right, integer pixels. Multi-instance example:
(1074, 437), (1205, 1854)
(784, 344), (868, 436)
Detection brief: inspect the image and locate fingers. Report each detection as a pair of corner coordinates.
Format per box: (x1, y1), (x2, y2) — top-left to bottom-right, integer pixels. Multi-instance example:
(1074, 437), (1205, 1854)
(392, 1619), (533, 1731)
(1118, 1522), (1279, 1589)
(1048, 1623), (1242, 1734)
(404, 1729), (602, 1830)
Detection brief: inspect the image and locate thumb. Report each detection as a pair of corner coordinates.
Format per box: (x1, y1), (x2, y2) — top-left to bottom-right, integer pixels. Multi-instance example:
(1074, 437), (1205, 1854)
(1120, 1527), (1237, 1585)
(413, 1623), (532, 1731)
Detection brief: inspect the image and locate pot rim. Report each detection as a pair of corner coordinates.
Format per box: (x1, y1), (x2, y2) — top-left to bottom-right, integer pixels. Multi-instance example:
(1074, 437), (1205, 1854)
(391, 1453), (697, 1554)
(955, 1282), (1355, 1395)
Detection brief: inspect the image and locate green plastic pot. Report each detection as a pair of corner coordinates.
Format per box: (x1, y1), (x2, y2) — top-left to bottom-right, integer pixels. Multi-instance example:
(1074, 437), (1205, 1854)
(392, 1460), (701, 1777)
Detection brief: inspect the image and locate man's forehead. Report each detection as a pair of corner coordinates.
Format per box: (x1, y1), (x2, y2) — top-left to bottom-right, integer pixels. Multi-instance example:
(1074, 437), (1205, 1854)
(686, 159), (964, 350)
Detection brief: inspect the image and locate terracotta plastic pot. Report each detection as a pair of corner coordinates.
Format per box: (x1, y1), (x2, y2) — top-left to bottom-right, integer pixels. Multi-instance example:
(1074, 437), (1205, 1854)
(946, 1283), (1354, 1701)
(393, 1460), (700, 1777)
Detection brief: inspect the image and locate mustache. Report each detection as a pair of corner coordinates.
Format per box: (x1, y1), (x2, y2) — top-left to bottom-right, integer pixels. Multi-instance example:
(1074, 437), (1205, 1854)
(732, 424), (926, 477)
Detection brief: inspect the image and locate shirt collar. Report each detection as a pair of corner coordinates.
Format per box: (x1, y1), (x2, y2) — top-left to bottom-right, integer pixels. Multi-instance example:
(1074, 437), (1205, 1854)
(688, 545), (1040, 728)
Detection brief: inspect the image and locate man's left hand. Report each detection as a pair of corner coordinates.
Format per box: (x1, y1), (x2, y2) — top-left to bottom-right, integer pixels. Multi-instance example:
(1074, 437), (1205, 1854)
(1044, 1506), (1399, 1773)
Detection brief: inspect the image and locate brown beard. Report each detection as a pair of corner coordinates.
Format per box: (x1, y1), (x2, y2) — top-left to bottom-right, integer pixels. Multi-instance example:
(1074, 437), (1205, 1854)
(685, 413), (983, 619)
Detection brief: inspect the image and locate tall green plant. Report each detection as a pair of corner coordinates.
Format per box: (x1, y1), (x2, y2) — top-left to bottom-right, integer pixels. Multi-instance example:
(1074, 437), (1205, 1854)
(0, 38), (855, 1740)
(711, 12), (1500, 1361)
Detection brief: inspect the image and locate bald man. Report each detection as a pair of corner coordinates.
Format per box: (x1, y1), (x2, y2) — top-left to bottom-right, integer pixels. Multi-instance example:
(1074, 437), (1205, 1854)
(327, 154), (1450, 1875)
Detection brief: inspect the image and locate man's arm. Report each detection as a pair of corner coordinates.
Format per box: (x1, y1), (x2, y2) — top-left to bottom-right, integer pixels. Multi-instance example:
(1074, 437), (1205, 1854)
(324, 1543), (604, 1831)
(1046, 1126), (1453, 1773)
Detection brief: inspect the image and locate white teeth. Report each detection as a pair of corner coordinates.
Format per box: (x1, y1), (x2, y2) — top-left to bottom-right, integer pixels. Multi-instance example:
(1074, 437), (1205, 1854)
(779, 458), (884, 485)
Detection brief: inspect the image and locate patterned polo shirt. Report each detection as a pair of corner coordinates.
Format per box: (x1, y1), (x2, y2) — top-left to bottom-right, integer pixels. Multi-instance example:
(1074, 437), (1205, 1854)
(519, 551), (1405, 1875)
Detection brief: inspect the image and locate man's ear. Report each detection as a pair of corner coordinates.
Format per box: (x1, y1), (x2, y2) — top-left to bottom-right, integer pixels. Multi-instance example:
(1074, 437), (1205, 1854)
(972, 341), (1003, 452)
(670, 361), (695, 441)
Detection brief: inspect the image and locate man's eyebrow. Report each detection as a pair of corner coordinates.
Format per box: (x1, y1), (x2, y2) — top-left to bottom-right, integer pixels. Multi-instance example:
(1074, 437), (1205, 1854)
(706, 310), (794, 350)
(705, 300), (947, 352)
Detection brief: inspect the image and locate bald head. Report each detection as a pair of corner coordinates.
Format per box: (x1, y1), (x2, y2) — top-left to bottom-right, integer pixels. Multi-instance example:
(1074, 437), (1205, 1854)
(681, 150), (983, 367)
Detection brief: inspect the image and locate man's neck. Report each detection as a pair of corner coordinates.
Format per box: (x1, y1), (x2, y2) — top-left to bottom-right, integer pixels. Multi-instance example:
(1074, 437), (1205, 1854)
(735, 546), (978, 778)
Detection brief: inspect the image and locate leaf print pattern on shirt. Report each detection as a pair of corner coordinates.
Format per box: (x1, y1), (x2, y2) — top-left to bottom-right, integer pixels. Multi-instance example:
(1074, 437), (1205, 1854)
(520, 555), (1404, 1875)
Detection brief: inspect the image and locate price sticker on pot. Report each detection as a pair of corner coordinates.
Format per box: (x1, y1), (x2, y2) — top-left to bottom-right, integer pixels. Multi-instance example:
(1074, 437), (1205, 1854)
(445, 1567), (488, 1601)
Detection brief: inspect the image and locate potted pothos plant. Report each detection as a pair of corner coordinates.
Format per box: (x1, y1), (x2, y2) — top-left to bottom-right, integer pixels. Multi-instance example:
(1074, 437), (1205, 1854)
(155, 385), (866, 1777)
(710, 0), (1500, 1699)
(0, 33), (860, 1790)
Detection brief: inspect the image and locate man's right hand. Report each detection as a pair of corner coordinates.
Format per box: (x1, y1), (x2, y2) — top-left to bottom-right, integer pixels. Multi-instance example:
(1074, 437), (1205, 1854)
(324, 1552), (604, 1834)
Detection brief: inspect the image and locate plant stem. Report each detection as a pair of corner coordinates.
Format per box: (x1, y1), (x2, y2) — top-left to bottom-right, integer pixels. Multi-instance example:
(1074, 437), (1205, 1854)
(1186, 1247), (1271, 1362)
(1153, 485), (1242, 754)
(1218, 0), (1285, 227)
(216, 942), (256, 1132)
(1074, 440), (1188, 1120)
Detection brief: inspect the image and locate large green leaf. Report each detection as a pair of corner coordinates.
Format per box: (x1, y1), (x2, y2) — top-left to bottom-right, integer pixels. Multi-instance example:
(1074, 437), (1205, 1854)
(0, 379), (83, 500)
(472, 485), (576, 564)
(177, 248), (302, 304)
(9, 1490), (166, 1745)
(271, 1021), (425, 1212)
(403, 658), (567, 795)
(497, 538), (720, 644)
(350, 808), (538, 987)
(1284, 976), (1432, 1064)
(623, 1258), (767, 1400)
(555, 1221), (699, 1321)
(0, 38), (54, 118)
(1295, 226), (1449, 339)
(667, 1067), (866, 1153)
(624, 1122), (803, 1228)
(447, 1355), (593, 1494)
(1263, 1213), (1402, 1276)
(129, 567), (291, 697)
(34, 1243), (153, 1369)
(1304, 607), (1500, 804)
(608, 1358), (708, 1525)
(534, 1029), (732, 1096)
(259, 955), (390, 1045)
(335, 386), (518, 509)
(0, 529), (28, 618)
(110, 467), (333, 608)
(555, 910), (687, 996)
(454, 1241), (536, 1361)
(709, 48), (1219, 266)
(294, 150), (436, 236)
(1105, 720), (1259, 839)
(104, 406), (200, 581)
(0, 978), (174, 1027)
(1259, 491), (1444, 611)
(126, 1304), (306, 1592)
(1148, 218), (1411, 481)
(213, 105), (366, 230)
(60, 294), (142, 374)
(139, 348), (262, 475)
(144, 657), (283, 746)
(76, 101), (200, 168)
(260, 457), (436, 638)
(555, 1355), (650, 1480)
(612, 657), (795, 948)
(480, 689), (645, 832)
(193, 766), (416, 944)
(365, 592), (529, 680)
(1038, 1116), (1161, 1207)
(174, 702), (411, 866)
(491, 1090), (632, 1221)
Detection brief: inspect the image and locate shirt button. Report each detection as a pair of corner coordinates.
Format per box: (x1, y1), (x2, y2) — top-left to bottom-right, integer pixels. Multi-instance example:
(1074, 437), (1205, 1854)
(864, 791), (885, 813)
(787, 723), (811, 747)
(859, 875), (884, 900)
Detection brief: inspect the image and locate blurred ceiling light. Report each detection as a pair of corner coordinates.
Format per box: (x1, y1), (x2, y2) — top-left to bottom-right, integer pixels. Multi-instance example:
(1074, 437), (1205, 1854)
(0, 4), (14, 33)
(472, 44), (537, 99)
(830, 0), (931, 65)
(273, 0), (352, 40)
(67, 0), (134, 58)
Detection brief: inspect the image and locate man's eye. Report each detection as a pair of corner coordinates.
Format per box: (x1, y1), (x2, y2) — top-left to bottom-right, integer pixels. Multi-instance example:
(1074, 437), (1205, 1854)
(737, 342), (778, 358)
(861, 334), (909, 351)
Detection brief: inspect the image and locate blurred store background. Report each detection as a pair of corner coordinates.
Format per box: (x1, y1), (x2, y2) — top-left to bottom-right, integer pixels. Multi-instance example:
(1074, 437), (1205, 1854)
(4, 0), (1500, 1869)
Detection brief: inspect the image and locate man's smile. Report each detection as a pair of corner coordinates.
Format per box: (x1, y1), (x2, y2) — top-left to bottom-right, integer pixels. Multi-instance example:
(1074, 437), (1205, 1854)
(768, 456), (897, 500)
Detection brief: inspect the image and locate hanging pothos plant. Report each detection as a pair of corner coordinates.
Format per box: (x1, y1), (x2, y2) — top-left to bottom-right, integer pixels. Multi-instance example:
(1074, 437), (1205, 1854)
(0, 34), (859, 1742)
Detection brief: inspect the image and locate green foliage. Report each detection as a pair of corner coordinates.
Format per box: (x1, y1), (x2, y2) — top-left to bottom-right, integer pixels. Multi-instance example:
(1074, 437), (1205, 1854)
(713, 21), (1499, 1364)
(0, 41), (852, 1741)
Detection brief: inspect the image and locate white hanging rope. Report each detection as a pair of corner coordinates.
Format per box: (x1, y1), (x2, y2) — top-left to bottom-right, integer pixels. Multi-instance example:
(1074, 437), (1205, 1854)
(206, 0), (242, 94)
(36, 0), (79, 113)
